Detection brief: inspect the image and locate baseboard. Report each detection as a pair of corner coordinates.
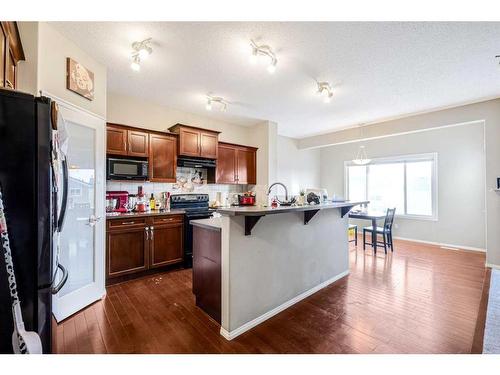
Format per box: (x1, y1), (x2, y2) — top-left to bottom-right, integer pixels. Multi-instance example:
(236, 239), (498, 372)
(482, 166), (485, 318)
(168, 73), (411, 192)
(393, 236), (486, 253)
(486, 263), (500, 270)
(219, 269), (350, 341)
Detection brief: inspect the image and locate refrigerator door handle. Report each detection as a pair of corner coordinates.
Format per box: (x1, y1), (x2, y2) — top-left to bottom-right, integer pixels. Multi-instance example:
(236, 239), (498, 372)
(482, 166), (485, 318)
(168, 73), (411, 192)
(57, 157), (69, 232)
(51, 263), (68, 295)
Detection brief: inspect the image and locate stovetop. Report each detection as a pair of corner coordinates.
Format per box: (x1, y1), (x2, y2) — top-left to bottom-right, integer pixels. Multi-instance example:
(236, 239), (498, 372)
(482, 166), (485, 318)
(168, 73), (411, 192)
(170, 194), (210, 213)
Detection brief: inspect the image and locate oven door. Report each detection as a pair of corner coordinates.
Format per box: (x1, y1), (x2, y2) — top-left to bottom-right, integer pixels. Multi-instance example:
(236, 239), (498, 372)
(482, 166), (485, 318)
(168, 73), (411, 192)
(184, 212), (212, 268)
(107, 158), (148, 180)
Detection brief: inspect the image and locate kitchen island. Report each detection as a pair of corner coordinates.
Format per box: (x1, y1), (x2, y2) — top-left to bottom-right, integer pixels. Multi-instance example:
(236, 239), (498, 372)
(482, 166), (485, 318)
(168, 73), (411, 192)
(190, 200), (367, 340)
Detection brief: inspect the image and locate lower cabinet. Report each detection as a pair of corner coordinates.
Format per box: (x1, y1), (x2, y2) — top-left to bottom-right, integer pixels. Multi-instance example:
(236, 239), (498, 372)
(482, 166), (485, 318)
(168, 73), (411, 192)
(150, 223), (184, 268)
(106, 215), (184, 283)
(192, 225), (221, 324)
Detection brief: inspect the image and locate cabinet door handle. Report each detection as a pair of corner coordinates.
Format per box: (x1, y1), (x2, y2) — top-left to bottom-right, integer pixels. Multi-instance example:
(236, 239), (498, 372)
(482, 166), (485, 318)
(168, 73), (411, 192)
(150, 226), (154, 240)
(5, 80), (14, 89)
(145, 226), (150, 240)
(121, 221), (135, 225)
(161, 218), (174, 222)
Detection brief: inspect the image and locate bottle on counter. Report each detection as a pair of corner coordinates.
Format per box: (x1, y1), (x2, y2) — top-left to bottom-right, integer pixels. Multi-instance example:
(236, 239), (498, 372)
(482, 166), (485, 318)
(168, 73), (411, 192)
(149, 193), (156, 211)
(165, 192), (171, 211)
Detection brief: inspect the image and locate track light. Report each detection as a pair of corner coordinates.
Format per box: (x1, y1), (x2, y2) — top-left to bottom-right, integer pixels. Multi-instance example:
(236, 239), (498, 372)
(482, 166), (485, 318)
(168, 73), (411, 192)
(130, 38), (152, 71)
(250, 39), (278, 74)
(316, 81), (334, 103)
(206, 95), (227, 112)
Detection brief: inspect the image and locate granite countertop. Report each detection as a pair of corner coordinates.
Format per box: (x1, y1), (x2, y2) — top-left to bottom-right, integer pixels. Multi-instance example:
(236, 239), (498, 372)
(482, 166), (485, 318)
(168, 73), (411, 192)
(190, 217), (223, 230)
(106, 209), (186, 220)
(215, 201), (369, 217)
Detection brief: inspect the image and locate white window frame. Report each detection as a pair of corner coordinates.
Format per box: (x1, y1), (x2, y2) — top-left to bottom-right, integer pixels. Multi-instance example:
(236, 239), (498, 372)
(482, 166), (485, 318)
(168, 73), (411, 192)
(344, 152), (438, 221)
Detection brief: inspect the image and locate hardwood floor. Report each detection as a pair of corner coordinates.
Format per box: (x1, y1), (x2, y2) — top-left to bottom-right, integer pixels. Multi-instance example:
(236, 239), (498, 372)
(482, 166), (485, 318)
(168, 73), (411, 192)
(54, 238), (487, 354)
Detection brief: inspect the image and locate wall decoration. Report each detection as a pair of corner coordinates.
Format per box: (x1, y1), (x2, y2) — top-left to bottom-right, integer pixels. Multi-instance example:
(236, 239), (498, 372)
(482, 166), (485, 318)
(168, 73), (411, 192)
(66, 57), (94, 100)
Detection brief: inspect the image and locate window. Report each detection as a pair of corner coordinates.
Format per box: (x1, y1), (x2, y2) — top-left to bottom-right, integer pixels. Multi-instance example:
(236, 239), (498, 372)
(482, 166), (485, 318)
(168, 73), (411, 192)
(345, 153), (437, 220)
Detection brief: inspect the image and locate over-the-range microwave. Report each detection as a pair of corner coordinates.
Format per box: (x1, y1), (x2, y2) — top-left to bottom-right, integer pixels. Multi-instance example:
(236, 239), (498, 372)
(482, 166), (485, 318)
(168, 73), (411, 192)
(106, 157), (148, 180)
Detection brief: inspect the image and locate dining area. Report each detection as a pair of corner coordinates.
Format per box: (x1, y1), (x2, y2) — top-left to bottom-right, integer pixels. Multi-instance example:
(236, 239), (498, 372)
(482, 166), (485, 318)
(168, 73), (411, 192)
(348, 207), (397, 254)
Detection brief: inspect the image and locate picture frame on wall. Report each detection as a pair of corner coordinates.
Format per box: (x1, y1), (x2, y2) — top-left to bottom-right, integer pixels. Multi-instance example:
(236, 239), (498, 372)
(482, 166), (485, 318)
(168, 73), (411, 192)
(66, 57), (94, 101)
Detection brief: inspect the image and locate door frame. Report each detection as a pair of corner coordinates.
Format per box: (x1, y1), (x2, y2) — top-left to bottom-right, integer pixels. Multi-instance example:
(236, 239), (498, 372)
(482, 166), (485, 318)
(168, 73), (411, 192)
(43, 91), (106, 322)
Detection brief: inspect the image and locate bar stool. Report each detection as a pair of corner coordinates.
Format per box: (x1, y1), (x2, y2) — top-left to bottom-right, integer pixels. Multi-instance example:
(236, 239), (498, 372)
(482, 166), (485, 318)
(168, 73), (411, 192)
(348, 224), (358, 246)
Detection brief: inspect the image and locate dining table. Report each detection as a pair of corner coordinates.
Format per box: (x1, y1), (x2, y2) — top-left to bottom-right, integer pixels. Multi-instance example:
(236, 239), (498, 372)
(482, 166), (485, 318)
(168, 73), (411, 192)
(348, 210), (387, 253)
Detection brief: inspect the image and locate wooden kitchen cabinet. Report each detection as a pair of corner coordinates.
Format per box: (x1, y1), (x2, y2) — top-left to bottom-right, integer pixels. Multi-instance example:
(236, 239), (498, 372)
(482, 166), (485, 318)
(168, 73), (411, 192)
(200, 131), (218, 159)
(169, 124), (220, 159)
(216, 143), (237, 184)
(216, 142), (257, 185)
(150, 222), (184, 268)
(107, 225), (149, 278)
(106, 124), (128, 155)
(128, 129), (149, 157)
(106, 123), (149, 157)
(106, 215), (184, 284)
(149, 133), (177, 182)
(1, 22), (25, 90)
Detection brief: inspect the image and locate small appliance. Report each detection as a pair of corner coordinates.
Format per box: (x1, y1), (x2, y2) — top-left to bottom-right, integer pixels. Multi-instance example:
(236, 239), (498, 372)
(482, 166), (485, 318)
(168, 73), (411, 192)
(106, 157), (148, 180)
(238, 193), (256, 206)
(105, 191), (129, 213)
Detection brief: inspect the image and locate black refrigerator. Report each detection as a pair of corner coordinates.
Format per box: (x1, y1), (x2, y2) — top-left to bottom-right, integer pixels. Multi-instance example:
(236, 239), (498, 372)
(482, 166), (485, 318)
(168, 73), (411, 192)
(0, 88), (66, 353)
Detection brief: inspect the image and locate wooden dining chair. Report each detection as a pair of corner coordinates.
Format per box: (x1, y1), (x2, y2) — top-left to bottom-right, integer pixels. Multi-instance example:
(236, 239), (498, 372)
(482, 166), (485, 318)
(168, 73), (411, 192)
(348, 224), (358, 246)
(363, 208), (396, 254)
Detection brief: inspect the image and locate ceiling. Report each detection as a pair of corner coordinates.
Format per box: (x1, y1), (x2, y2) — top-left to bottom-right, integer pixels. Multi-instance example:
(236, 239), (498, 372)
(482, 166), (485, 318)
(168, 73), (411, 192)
(52, 22), (500, 138)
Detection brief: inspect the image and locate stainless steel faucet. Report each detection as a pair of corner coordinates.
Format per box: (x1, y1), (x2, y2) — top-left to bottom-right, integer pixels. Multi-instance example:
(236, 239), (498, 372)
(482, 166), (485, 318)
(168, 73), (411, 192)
(267, 182), (288, 201)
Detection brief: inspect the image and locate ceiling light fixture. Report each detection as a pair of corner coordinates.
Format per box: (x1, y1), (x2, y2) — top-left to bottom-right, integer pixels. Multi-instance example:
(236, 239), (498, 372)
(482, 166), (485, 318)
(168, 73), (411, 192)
(316, 81), (334, 103)
(130, 38), (153, 71)
(352, 125), (371, 165)
(206, 95), (227, 112)
(130, 55), (141, 72)
(250, 39), (278, 74)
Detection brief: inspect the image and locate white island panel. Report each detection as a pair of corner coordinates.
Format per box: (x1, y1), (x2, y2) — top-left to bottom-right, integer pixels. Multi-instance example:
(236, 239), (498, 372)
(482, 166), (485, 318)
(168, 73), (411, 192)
(221, 207), (350, 338)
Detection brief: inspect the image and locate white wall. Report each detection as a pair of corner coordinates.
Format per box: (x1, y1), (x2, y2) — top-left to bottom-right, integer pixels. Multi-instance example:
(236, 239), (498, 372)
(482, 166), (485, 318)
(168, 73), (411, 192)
(277, 136), (321, 195)
(37, 22), (107, 118)
(320, 122), (486, 250)
(300, 98), (500, 264)
(14, 22), (107, 118)
(107, 92), (254, 146)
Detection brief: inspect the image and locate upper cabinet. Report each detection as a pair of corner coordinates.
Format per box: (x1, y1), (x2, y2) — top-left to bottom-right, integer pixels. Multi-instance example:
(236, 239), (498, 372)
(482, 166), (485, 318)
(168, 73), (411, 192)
(1, 22), (25, 90)
(106, 123), (149, 157)
(149, 133), (177, 182)
(169, 124), (220, 159)
(216, 142), (257, 185)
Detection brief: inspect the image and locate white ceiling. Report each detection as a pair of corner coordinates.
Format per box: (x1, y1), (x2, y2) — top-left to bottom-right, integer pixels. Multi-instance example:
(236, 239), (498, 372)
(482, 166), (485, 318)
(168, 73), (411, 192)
(52, 22), (500, 138)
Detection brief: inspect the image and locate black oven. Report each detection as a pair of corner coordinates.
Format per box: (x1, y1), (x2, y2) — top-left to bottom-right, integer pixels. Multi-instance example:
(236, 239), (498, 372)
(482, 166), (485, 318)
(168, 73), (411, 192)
(106, 158), (148, 180)
(170, 194), (211, 268)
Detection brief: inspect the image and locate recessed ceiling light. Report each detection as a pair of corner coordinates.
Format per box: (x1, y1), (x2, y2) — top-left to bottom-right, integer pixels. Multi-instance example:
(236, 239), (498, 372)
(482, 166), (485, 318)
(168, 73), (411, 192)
(206, 95), (227, 112)
(130, 38), (153, 71)
(250, 39), (278, 74)
(316, 81), (334, 103)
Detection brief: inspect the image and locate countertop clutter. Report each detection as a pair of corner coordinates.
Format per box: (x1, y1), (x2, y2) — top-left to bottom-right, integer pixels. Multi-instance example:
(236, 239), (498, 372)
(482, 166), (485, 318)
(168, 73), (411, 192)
(215, 201), (369, 216)
(106, 209), (185, 220)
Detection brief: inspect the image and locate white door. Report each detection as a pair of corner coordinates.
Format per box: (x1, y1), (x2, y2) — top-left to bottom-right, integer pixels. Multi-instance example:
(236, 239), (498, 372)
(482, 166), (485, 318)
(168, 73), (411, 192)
(51, 99), (106, 322)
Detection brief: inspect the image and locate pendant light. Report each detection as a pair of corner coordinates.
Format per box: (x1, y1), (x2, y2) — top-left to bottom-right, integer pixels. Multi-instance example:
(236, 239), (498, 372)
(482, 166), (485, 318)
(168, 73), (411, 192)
(352, 125), (371, 165)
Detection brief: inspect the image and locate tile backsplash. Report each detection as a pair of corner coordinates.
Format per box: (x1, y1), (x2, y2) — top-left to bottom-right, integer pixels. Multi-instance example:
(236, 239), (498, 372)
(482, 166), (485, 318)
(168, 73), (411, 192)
(106, 180), (247, 204)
